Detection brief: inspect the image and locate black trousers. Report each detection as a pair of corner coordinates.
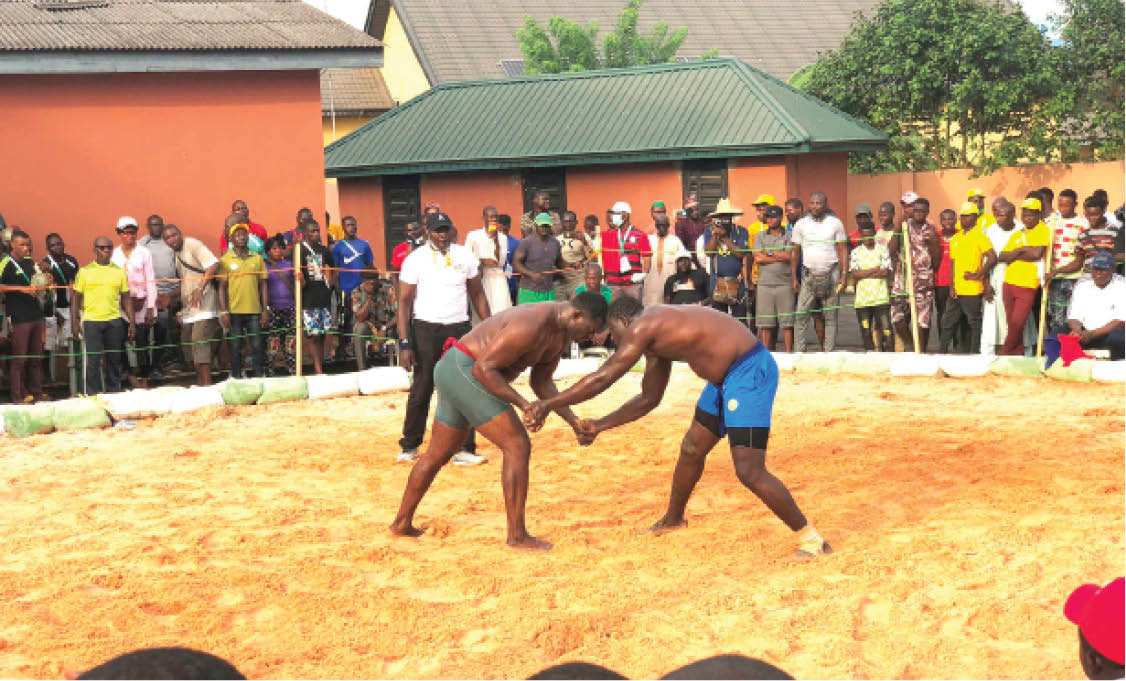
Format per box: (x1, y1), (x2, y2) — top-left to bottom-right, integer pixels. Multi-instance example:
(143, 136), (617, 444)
(939, 294), (983, 354)
(399, 319), (477, 452)
(855, 305), (892, 352)
(1082, 326), (1125, 361)
(84, 319), (125, 394)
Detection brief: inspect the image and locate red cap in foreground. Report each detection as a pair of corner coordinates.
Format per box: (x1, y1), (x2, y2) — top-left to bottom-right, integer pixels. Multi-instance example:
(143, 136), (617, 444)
(1065, 577), (1124, 664)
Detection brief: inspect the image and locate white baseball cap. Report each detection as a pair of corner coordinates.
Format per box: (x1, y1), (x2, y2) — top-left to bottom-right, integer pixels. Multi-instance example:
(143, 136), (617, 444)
(899, 191), (919, 204)
(611, 201), (632, 214)
(116, 216), (138, 230)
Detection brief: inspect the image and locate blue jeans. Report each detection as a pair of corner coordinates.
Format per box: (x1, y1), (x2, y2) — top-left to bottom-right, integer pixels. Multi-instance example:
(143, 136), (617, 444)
(228, 313), (265, 378)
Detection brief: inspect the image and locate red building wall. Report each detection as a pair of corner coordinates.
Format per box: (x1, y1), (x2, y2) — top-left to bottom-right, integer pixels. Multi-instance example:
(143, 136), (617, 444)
(1, 70), (326, 256)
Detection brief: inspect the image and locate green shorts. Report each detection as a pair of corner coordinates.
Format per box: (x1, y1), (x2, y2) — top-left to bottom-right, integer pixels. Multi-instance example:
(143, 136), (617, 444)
(434, 346), (514, 429)
(517, 288), (555, 305)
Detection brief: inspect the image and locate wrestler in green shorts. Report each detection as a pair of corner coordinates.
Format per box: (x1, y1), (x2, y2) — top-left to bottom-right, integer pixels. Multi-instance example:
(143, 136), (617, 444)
(433, 346), (514, 428)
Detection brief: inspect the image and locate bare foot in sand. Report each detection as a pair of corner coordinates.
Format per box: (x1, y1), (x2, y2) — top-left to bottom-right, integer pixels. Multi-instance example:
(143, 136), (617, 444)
(389, 522), (424, 538)
(506, 534), (552, 551)
(649, 517), (688, 535)
(794, 541), (833, 560)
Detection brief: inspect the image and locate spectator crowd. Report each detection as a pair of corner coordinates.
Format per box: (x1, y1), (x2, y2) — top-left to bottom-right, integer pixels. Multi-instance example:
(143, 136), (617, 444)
(0, 183), (1122, 404)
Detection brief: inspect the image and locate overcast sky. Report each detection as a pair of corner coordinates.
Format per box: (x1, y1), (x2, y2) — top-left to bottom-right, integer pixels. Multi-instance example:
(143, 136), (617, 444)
(303, 0), (1067, 35)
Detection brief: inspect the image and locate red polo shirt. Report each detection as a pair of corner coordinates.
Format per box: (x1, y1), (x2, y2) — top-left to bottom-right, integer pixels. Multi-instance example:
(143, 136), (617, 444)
(600, 225), (652, 286)
(390, 241), (411, 270)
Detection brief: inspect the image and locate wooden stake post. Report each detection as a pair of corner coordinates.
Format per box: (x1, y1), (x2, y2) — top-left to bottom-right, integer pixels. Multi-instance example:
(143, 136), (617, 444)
(294, 239), (303, 377)
(1036, 226), (1055, 358)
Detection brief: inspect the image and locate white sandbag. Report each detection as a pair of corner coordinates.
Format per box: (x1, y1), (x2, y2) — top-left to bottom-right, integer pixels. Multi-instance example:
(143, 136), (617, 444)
(552, 358), (602, 380)
(51, 398), (111, 430)
(838, 352), (898, 375)
(794, 352), (846, 373)
(95, 387), (183, 420)
(169, 386), (226, 413)
(938, 354), (993, 378)
(357, 367), (411, 395)
(307, 372), (361, 400)
(1092, 361), (1126, 383)
(889, 354), (943, 377)
(3, 404), (55, 437)
(989, 356), (1044, 378)
(771, 352), (800, 372)
(1043, 358), (1095, 383)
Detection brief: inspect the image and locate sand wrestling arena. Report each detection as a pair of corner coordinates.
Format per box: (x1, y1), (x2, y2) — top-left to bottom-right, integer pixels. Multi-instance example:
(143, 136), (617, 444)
(0, 365), (1123, 679)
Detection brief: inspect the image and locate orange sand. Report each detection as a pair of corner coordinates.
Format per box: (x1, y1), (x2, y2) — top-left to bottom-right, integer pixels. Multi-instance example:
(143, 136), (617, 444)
(0, 369), (1122, 679)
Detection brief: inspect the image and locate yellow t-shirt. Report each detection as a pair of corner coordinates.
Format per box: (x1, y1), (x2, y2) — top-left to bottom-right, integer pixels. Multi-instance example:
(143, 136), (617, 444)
(73, 262), (129, 322)
(949, 227), (993, 296)
(748, 221), (765, 280)
(219, 250), (268, 314)
(975, 213), (996, 232)
(1002, 223), (1049, 289)
(326, 223), (346, 243)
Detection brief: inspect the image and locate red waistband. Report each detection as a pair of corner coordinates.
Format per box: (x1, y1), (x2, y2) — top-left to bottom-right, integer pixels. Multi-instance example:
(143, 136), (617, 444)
(441, 337), (476, 360)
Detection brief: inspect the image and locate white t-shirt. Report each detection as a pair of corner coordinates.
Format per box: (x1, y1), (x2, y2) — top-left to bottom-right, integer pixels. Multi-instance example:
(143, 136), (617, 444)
(1066, 274), (1126, 330)
(791, 214), (847, 273)
(400, 242), (480, 324)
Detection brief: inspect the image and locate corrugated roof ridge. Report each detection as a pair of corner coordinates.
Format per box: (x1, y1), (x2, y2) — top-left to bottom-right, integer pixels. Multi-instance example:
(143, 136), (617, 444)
(324, 78), (441, 155)
(737, 57), (888, 141)
(725, 59), (809, 146)
(426, 57), (730, 91)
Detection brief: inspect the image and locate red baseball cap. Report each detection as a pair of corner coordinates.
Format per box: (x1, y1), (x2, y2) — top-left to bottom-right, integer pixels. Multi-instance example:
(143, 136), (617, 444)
(1065, 577), (1124, 664)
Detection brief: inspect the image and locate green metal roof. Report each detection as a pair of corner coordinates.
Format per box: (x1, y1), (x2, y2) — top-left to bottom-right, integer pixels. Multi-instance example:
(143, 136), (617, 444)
(325, 58), (887, 177)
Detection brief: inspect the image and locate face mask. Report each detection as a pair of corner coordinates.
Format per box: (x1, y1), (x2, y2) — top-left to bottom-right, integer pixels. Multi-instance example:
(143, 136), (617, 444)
(610, 214), (624, 227)
(858, 219), (875, 231)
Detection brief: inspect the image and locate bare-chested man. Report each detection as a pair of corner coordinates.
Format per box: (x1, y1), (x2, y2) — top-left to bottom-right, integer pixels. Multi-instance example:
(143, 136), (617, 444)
(390, 293), (608, 550)
(525, 296), (831, 558)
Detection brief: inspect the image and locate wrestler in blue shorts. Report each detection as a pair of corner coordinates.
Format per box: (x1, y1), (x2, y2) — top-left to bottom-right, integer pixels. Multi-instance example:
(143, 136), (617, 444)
(694, 341), (777, 450)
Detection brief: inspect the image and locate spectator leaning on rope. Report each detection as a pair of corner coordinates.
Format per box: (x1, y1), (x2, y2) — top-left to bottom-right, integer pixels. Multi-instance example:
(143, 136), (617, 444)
(163, 224), (220, 386)
(71, 236), (131, 396)
(514, 212), (567, 305)
(599, 201), (651, 301)
(0, 229), (51, 403)
(295, 219), (336, 375)
(790, 191), (848, 352)
(41, 233), (79, 363)
(263, 235), (297, 375)
(888, 197), (941, 352)
(139, 215), (178, 379)
(396, 211), (490, 466)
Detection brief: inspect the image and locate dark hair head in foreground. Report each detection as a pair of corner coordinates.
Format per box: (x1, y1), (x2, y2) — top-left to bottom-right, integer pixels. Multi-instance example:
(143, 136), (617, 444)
(660, 654), (793, 680)
(77, 647), (245, 680)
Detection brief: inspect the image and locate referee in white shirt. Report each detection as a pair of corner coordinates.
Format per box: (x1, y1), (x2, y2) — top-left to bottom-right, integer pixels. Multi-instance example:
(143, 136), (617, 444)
(396, 212), (492, 465)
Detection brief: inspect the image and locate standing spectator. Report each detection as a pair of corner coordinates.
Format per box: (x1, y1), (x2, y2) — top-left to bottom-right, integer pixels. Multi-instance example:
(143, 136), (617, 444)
(1038, 186), (1058, 224)
(498, 214), (521, 304)
(0, 230), (48, 402)
(784, 197), (805, 227)
(648, 201), (669, 234)
(898, 191), (919, 228)
(555, 211), (594, 301)
(283, 207), (314, 247)
(663, 251), (708, 305)
(1091, 189), (1122, 230)
(674, 194), (707, 269)
(220, 199), (268, 252)
(71, 237), (131, 395)
(520, 191), (561, 237)
(582, 214), (601, 249)
(465, 206), (513, 322)
(1063, 577), (1124, 680)
(998, 197), (1049, 355)
(396, 210), (489, 465)
(791, 192), (848, 352)
(940, 203), (996, 354)
(295, 219), (336, 375)
(889, 198), (941, 352)
(515, 213), (566, 305)
(1064, 252), (1125, 359)
(138, 215), (178, 380)
(331, 215), (375, 353)
(40, 233), (79, 379)
(574, 262), (612, 305)
(263, 235), (296, 375)
(703, 199), (751, 326)
(642, 215), (683, 307)
(391, 221), (426, 273)
(849, 213), (893, 352)
(350, 269), (396, 369)
(934, 208), (957, 337)
(163, 225), (220, 386)
(599, 201), (652, 300)
(967, 188), (996, 232)
(1079, 195), (1121, 276)
(1044, 188), (1089, 333)
(111, 216), (157, 389)
(753, 205), (794, 351)
(219, 223), (268, 378)
(874, 201), (898, 249)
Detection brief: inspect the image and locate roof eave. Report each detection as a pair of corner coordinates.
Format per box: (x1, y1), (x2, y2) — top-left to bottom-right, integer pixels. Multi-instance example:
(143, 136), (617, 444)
(0, 48), (383, 74)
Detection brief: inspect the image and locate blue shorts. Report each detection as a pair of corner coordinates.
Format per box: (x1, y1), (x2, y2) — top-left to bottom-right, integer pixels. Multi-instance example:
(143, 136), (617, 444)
(696, 342), (778, 435)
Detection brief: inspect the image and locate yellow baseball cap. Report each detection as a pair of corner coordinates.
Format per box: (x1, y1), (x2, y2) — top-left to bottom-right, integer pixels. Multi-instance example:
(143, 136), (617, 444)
(967, 188), (986, 199)
(752, 194), (776, 206)
(959, 201), (980, 216)
(228, 222), (250, 238)
(1021, 197), (1042, 211)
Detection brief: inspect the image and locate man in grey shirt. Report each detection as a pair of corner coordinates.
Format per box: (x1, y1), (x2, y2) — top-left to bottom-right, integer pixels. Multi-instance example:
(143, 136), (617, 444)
(753, 205), (795, 352)
(139, 214), (179, 378)
(514, 212), (567, 304)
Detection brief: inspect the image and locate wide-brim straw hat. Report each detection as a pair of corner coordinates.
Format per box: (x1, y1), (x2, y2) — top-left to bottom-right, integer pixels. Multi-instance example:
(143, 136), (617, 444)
(707, 197), (744, 217)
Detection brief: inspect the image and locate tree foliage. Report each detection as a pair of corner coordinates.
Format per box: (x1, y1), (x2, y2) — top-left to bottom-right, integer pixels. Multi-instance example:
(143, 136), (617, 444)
(517, 0), (688, 75)
(799, 0), (1124, 175)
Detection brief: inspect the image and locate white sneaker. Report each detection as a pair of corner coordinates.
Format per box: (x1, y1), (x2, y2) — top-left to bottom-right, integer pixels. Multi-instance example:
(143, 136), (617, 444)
(396, 449), (418, 463)
(451, 451), (485, 466)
